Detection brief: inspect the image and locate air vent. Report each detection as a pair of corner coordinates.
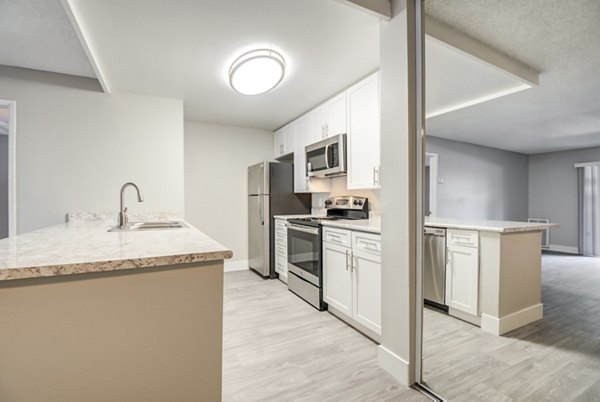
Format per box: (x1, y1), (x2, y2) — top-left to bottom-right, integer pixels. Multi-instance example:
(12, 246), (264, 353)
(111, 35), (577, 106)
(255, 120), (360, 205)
(528, 218), (550, 248)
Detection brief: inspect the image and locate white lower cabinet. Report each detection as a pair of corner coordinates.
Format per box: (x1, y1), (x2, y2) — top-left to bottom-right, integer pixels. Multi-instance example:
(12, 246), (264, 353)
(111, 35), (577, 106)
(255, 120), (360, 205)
(323, 227), (381, 337)
(274, 218), (288, 283)
(446, 229), (479, 316)
(323, 242), (353, 315)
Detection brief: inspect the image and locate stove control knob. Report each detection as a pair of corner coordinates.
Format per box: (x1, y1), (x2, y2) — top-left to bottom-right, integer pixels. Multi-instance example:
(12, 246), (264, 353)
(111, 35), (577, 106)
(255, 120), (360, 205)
(353, 200), (359, 205)
(358, 200), (363, 205)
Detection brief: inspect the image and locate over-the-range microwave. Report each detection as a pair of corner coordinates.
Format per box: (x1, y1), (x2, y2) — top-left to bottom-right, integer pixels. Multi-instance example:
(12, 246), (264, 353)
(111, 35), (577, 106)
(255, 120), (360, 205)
(305, 133), (347, 178)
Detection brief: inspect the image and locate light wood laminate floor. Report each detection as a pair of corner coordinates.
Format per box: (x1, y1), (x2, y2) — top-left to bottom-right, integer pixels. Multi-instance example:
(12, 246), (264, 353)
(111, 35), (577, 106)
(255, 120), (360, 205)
(423, 254), (600, 401)
(222, 270), (427, 401)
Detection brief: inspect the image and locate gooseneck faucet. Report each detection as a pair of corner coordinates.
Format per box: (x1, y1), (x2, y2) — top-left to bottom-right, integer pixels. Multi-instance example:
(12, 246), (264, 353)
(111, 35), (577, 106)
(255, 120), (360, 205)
(118, 182), (144, 228)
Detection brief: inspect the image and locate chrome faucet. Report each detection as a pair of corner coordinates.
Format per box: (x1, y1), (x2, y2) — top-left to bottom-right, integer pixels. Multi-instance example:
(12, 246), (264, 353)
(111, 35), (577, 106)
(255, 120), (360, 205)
(118, 182), (144, 228)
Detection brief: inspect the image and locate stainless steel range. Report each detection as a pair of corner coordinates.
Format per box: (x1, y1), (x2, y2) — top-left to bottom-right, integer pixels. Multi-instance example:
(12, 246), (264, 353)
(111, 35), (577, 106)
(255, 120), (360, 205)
(286, 196), (369, 310)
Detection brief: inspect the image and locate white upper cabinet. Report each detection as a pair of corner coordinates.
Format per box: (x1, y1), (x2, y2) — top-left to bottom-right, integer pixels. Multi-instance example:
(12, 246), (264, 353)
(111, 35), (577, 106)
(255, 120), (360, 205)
(313, 93), (347, 140)
(294, 114), (331, 193)
(274, 122), (295, 158)
(347, 72), (381, 190)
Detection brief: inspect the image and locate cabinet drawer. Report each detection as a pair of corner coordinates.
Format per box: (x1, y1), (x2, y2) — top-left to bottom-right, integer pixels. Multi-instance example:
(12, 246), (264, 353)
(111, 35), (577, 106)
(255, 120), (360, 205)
(447, 229), (478, 248)
(323, 227), (352, 247)
(352, 231), (381, 255)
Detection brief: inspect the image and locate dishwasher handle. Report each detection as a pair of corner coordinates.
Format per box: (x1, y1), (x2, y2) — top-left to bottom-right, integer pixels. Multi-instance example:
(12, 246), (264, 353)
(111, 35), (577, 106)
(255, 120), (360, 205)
(424, 227), (446, 237)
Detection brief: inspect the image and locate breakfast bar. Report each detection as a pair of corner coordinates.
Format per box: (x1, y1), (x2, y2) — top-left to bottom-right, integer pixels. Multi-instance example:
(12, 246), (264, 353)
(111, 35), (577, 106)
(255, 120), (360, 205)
(0, 216), (232, 401)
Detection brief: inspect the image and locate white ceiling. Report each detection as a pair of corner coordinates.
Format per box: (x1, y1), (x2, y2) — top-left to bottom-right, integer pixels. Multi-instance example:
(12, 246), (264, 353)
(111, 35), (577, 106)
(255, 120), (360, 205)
(2, 0), (598, 154)
(68, 0), (380, 130)
(425, 36), (532, 119)
(0, 0), (94, 78)
(424, 0), (600, 154)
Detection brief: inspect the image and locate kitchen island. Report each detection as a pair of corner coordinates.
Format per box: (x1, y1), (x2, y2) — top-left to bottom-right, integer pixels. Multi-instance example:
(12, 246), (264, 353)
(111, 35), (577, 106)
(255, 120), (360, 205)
(0, 216), (232, 401)
(426, 217), (558, 335)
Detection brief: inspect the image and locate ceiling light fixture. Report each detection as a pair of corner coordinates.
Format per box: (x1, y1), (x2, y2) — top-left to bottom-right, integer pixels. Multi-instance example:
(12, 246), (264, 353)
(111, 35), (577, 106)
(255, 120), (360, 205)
(229, 49), (285, 95)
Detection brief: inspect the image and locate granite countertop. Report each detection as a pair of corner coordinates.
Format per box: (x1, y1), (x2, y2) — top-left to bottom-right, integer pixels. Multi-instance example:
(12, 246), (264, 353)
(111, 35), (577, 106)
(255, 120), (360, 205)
(0, 216), (232, 282)
(321, 219), (381, 234)
(425, 217), (559, 233)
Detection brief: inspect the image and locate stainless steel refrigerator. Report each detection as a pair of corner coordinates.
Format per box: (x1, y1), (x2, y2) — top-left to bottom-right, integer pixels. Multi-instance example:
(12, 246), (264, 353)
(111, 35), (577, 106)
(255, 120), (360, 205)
(248, 162), (311, 278)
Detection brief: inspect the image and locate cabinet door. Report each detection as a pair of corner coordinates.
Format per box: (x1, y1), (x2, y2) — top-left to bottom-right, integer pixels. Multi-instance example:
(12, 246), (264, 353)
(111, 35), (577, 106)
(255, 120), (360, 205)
(446, 244), (479, 316)
(274, 128), (285, 158)
(294, 115), (311, 192)
(352, 248), (382, 335)
(274, 220), (288, 282)
(326, 92), (347, 137)
(293, 115), (331, 193)
(282, 123), (296, 155)
(313, 106), (329, 140)
(347, 72), (380, 190)
(323, 242), (353, 317)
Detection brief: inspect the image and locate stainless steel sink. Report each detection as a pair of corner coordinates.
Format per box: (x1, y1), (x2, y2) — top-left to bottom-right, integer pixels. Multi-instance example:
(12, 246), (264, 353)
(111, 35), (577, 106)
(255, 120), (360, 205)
(108, 221), (188, 232)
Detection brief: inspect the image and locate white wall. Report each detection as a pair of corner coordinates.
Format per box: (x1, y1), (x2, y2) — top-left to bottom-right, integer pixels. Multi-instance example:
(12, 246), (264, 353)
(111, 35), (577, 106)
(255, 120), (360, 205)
(529, 146), (600, 252)
(312, 177), (380, 217)
(0, 66), (184, 233)
(184, 121), (274, 264)
(426, 136), (529, 221)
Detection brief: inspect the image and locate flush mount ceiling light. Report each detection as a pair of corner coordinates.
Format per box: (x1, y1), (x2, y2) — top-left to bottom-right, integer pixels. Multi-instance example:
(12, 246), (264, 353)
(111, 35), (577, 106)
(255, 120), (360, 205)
(229, 49), (285, 95)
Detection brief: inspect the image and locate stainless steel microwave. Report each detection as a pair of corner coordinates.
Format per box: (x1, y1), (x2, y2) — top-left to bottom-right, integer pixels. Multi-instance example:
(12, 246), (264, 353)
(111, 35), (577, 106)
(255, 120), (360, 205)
(305, 133), (347, 178)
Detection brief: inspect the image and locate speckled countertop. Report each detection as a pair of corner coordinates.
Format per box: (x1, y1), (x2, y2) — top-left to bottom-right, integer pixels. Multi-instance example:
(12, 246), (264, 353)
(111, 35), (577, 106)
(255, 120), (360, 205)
(273, 214), (315, 220)
(321, 219), (381, 234)
(0, 216), (232, 282)
(425, 217), (559, 233)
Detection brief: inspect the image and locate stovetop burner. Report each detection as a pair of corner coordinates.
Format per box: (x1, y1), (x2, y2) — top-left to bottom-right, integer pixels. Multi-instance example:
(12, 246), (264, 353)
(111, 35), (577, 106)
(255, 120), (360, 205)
(288, 196), (369, 227)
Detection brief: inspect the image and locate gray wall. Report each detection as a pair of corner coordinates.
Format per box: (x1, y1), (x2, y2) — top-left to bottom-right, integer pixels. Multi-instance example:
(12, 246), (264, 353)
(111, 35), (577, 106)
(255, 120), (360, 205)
(184, 121), (274, 264)
(426, 136), (529, 221)
(529, 146), (600, 250)
(0, 66), (184, 233)
(0, 135), (7, 239)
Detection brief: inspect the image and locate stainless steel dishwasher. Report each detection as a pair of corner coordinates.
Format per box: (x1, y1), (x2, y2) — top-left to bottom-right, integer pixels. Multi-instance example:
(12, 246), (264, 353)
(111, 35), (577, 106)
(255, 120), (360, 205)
(424, 227), (447, 307)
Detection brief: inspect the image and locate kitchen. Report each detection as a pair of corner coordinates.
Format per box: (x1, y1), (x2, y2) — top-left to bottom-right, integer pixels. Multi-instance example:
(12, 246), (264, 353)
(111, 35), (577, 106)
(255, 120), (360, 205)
(2, 2), (596, 395)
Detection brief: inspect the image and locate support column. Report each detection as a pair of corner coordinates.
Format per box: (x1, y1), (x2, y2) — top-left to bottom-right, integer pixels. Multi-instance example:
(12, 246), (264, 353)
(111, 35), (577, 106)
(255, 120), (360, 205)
(378, 0), (422, 386)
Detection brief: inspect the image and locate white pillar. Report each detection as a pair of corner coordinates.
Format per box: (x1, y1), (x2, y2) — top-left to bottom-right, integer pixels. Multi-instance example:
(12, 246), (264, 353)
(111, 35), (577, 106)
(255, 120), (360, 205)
(378, 0), (422, 386)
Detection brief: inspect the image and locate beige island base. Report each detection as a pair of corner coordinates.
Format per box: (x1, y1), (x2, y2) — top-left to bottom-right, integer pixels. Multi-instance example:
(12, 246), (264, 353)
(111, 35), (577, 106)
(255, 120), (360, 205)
(426, 217), (559, 336)
(0, 216), (232, 401)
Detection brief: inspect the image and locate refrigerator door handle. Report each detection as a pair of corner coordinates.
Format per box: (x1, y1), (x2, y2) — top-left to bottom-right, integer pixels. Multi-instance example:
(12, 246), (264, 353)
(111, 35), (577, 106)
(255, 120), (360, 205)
(260, 196), (264, 225)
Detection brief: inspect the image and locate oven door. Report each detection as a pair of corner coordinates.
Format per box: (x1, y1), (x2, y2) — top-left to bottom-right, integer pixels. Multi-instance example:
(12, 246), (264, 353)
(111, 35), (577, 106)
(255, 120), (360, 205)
(286, 223), (321, 286)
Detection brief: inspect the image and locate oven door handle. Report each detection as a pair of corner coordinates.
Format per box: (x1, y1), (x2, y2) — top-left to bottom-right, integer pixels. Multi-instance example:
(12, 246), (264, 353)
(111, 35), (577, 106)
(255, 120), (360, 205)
(286, 223), (320, 235)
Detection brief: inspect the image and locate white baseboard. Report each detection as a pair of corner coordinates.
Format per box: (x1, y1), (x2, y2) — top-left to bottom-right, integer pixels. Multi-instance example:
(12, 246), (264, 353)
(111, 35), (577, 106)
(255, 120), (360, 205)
(377, 345), (411, 386)
(546, 244), (579, 254)
(224, 260), (249, 272)
(481, 303), (543, 336)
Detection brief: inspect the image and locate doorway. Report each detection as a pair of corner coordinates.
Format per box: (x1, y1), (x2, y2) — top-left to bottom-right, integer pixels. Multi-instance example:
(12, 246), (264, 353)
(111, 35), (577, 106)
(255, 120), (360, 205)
(0, 99), (16, 238)
(425, 153), (438, 217)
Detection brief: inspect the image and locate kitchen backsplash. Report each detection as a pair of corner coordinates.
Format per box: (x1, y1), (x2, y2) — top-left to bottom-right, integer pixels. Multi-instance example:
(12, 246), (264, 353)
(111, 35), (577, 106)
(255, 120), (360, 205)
(311, 177), (380, 218)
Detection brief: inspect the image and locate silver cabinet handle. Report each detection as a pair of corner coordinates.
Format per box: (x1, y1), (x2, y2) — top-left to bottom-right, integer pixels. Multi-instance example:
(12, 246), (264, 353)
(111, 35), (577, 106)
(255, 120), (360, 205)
(345, 249), (349, 271)
(352, 253), (357, 271)
(373, 166), (377, 186)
